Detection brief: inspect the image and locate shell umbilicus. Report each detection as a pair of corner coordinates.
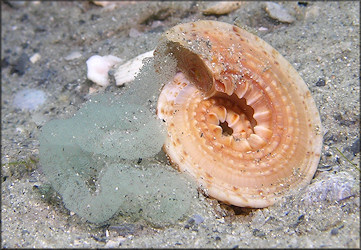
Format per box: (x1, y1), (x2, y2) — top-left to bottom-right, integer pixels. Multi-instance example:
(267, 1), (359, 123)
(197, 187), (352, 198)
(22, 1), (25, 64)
(155, 20), (323, 208)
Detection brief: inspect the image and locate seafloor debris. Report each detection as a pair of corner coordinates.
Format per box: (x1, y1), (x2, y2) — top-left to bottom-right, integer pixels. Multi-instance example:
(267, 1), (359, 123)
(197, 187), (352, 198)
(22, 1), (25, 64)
(13, 89), (46, 111)
(301, 171), (358, 204)
(115, 50), (154, 86)
(264, 2), (295, 23)
(202, 1), (242, 16)
(86, 55), (123, 87)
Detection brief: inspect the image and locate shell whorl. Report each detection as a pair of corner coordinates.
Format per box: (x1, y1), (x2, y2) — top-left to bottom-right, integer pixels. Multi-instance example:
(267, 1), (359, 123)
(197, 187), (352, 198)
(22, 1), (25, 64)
(155, 20), (323, 208)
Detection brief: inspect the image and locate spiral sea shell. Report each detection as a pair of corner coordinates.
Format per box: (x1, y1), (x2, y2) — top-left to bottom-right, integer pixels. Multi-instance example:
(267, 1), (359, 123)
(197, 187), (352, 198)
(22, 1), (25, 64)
(155, 20), (323, 208)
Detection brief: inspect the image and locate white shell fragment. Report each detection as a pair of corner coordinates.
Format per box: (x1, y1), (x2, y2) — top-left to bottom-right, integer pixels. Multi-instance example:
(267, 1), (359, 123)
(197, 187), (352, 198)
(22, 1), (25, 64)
(29, 53), (41, 64)
(86, 55), (123, 87)
(301, 171), (357, 205)
(202, 1), (242, 15)
(265, 2), (295, 23)
(115, 50), (154, 86)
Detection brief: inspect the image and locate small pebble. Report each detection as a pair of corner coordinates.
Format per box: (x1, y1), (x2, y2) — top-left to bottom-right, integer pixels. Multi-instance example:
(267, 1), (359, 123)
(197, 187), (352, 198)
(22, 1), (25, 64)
(21, 229), (30, 235)
(292, 214), (305, 228)
(330, 228), (339, 236)
(13, 89), (46, 111)
(265, 2), (295, 23)
(258, 27), (268, 31)
(29, 53), (41, 64)
(185, 214), (204, 229)
(192, 214), (204, 225)
(252, 228), (266, 238)
(35, 25), (46, 32)
(298, 2), (308, 7)
(64, 51), (82, 61)
(324, 151), (332, 157)
(315, 78), (326, 87)
(90, 14), (100, 21)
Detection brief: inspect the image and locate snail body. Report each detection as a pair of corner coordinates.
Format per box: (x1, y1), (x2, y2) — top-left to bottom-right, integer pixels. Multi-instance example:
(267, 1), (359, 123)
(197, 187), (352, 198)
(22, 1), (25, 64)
(155, 20), (322, 208)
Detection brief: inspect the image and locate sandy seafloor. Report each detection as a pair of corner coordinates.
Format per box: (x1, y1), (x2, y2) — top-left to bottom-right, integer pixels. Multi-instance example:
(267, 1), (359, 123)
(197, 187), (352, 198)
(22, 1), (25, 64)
(1, 1), (360, 248)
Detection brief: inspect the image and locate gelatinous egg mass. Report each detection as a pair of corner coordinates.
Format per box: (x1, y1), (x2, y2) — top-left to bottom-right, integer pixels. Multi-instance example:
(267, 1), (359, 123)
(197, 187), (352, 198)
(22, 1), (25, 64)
(155, 20), (323, 208)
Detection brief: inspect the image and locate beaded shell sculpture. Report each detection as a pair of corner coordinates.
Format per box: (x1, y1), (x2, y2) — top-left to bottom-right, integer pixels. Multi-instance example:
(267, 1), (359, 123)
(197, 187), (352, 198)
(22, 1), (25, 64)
(155, 20), (323, 208)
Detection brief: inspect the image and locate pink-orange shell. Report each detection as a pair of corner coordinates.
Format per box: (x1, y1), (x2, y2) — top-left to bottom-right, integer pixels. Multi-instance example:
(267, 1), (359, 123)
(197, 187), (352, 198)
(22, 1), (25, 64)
(155, 20), (323, 208)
